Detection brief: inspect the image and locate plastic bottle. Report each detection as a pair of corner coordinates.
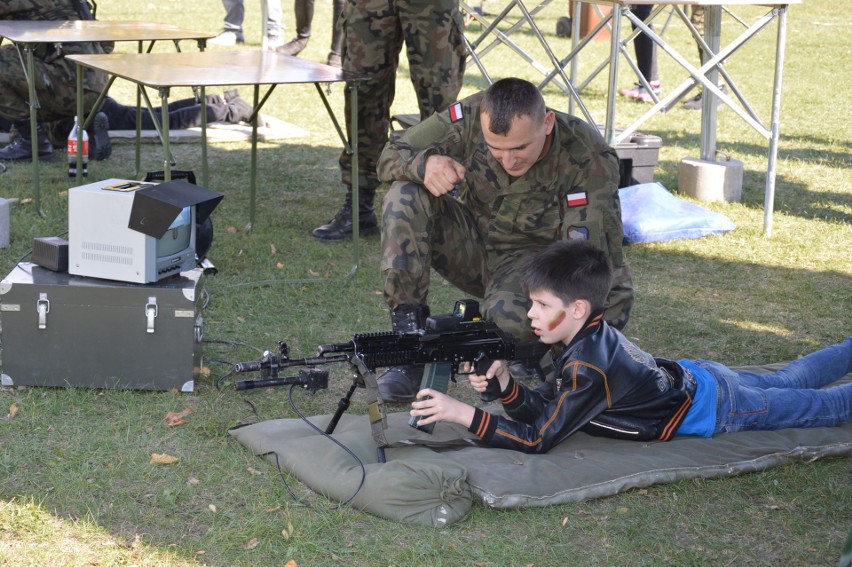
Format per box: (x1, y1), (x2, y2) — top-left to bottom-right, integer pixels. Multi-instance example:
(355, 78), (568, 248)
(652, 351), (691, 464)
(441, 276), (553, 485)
(67, 116), (89, 178)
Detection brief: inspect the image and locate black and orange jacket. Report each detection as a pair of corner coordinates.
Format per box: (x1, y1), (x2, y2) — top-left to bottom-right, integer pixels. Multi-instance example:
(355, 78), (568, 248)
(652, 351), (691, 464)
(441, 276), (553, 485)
(468, 312), (697, 453)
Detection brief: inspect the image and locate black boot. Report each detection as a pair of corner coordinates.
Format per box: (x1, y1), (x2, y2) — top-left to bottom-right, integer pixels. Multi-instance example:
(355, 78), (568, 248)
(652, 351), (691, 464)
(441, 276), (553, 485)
(0, 121), (55, 162)
(311, 187), (379, 241)
(378, 305), (430, 403)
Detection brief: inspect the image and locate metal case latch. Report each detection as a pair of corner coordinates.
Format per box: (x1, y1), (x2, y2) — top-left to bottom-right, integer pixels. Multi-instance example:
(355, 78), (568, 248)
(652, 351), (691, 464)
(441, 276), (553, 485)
(37, 293), (50, 330)
(145, 296), (158, 334)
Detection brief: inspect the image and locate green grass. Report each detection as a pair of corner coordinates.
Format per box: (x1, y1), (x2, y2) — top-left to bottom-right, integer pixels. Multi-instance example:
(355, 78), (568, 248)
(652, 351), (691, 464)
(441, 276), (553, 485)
(1, 0), (850, 565)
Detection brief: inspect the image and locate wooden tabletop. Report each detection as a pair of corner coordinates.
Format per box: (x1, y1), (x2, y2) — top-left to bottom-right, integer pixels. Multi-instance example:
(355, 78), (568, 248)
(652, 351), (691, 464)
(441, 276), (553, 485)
(66, 50), (366, 88)
(0, 20), (212, 44)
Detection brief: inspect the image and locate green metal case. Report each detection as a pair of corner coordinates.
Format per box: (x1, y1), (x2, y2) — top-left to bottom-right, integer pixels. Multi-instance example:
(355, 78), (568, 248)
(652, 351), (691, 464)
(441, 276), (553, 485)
(0, 263), (204, 391)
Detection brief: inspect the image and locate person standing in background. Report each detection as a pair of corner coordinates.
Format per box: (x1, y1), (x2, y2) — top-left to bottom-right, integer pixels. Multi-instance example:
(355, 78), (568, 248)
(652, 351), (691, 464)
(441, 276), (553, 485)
(310, 0), (467, 241)
(208, 0), (285, 49)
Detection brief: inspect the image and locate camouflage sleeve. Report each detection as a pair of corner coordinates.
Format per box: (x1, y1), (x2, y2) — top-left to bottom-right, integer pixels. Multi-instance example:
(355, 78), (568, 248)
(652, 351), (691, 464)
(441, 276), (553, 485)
(557, 118), (633, 328)
(377, 111), (465, 184)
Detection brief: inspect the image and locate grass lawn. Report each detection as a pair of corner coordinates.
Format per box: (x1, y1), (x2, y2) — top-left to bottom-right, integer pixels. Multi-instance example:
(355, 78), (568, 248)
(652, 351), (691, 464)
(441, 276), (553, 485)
(0, 0), (849, 565)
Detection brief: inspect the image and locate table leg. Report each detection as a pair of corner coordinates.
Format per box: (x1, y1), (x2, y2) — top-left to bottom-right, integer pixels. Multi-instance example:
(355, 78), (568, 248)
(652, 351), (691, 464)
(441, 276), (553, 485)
(135, 41), (143, 178)
(699, 6), (722, 162)
(75, 65), (84, 184)
(249, 85), (260, 231)
(160, 88), (171, 181)
(199, 86), (209, 188)
(603, 3), (622, 144)
(23, 45), (45, 216)
(350, 83), (359, 276)
(764, 7), (788, 237)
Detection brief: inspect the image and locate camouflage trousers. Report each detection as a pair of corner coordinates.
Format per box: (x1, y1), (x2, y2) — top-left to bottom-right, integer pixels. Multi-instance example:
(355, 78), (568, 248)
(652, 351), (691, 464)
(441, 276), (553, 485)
(0, 47), (103, 123)
(382, 181), (633, 338)
(337, 0), (467, 190)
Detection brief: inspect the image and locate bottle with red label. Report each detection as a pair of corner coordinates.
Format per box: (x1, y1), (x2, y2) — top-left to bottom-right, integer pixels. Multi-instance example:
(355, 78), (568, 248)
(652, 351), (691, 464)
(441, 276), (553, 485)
(67, 116), (89, 178)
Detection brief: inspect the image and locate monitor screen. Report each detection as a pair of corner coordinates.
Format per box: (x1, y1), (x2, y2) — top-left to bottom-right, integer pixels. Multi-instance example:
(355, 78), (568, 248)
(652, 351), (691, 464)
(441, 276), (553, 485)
(157, 206), (192, 257)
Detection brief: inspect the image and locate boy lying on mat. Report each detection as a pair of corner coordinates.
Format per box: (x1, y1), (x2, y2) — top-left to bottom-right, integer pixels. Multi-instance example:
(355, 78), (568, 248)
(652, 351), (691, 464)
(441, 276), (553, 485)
(409, 240), (852, 453)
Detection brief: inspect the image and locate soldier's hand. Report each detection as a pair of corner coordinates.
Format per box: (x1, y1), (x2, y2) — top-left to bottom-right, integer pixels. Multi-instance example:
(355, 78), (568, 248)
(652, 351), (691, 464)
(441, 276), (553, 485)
(424, 155), (466, 197)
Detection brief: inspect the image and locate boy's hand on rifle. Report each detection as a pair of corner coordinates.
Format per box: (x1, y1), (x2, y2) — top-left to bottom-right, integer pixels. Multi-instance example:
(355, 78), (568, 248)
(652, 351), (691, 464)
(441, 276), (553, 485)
(410, 390), (476, 429)
(467, 360), (509, 395)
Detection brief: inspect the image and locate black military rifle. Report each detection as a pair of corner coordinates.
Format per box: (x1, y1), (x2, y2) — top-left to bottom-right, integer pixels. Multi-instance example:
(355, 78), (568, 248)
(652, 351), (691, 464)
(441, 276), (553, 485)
(233, 300), (549, 460)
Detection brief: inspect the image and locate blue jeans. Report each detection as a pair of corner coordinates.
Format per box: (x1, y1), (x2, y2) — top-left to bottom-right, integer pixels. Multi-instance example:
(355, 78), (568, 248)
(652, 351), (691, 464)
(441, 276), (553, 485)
(694, 337), (852, 433)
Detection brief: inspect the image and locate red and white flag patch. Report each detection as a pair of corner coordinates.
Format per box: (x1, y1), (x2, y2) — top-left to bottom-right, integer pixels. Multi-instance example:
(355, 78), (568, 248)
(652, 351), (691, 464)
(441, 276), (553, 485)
(448, 102), (464, 123)
(566, 191), (588, 207)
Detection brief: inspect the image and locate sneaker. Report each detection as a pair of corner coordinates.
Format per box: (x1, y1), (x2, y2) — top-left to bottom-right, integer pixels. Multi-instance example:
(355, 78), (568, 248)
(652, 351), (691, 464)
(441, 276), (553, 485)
(88, 112), (111, 161)
(683, 84), (729, 110)
(266, 36), (285, 50)
(208, 30), (244, 46)
(620, 82), (662, 102)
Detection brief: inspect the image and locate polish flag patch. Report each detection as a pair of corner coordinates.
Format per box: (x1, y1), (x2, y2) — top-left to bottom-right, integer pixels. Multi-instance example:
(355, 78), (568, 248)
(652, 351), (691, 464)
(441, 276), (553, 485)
(448, 102), (464, 122)
(566, 191), (588, 207)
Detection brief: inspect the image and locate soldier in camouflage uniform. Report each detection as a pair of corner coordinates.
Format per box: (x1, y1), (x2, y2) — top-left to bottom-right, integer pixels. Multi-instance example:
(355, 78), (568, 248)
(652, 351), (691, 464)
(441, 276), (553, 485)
(375, 78), (633, 402)
(0, 0), (110, 162)
(311, 0), (467, 240)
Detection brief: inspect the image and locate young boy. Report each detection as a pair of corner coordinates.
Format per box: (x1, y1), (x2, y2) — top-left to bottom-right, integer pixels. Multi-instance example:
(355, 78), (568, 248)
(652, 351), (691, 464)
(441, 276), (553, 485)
(409, 240), (852, 454)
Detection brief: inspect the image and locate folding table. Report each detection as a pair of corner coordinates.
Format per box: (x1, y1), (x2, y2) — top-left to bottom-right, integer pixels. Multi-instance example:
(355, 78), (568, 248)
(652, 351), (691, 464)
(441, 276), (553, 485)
(0, 20), (212, 215)
(66, 50), (368, 272)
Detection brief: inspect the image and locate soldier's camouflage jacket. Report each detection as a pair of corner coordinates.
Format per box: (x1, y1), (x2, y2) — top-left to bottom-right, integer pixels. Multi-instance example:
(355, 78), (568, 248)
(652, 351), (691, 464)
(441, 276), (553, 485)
(377, 90), (634, 328)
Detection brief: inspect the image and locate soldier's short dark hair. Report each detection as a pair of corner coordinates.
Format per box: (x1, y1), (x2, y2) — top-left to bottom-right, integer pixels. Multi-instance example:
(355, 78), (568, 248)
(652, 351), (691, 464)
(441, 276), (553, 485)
(481, 78), (546, 135)
(520, 240), (613, 312)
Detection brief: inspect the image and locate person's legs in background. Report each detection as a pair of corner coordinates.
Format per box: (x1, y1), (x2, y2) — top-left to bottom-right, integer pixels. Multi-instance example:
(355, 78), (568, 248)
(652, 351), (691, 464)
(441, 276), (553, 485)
(619, 4), (662, 103)
(683, 5), (728, 110)
(277, 0), (313, 56)
(209, 0), (246, 45)
(264, 0), (286, 50)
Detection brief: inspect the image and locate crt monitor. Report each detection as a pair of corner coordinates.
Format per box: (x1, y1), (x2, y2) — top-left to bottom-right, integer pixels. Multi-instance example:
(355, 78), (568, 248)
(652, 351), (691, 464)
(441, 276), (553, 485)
(68, 178), (222, 284)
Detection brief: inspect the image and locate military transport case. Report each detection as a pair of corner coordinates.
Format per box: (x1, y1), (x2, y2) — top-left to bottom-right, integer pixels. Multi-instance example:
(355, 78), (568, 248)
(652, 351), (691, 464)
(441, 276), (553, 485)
(0, 263), (204, 391)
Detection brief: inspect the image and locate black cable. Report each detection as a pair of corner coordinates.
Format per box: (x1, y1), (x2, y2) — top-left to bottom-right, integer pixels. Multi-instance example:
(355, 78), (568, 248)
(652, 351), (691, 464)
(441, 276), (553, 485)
(286, 384), (366, 509)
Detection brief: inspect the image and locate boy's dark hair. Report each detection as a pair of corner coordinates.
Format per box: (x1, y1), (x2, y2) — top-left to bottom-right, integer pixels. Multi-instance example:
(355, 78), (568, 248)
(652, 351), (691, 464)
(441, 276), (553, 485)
(520, 240), (613, 312)
(480, 78), (546, 135)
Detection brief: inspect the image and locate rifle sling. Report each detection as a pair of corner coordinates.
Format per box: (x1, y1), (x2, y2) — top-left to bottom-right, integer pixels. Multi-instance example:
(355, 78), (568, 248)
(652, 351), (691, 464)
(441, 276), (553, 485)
(349, 356), (396, 450)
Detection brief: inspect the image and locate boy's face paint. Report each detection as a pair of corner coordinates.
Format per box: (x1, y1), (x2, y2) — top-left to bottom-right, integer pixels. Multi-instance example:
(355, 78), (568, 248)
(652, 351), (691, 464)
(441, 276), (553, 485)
(548, 310), (566, 331)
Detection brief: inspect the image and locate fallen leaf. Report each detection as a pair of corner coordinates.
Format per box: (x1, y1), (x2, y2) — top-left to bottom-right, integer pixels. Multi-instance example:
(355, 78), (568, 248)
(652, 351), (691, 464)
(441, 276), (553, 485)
(187, 476), (200, 486)
(270, 243), (278, 255)
(194, 366), (211, 378)
(284, 560), (297, 567)
(243, 538), (260, 550)
(561, 517), (568, 527)
(246, 467), (261, 476)
(165, 408), (193, 427)
(195, 550), (206, 555)
(209, 504), (217, 513)
(150, 453), (180, 465)
(281, 529), (289, 541)
(8, 403), (18, 419)
(237, 316), (245, 323)
(617, 507), (629, 514)
(276, 262), (285, 269)
(227, 226), (237, 234)
(21, 198), (34, 205)
(265, 505), (282, 513)
(308, 269), (319, 277)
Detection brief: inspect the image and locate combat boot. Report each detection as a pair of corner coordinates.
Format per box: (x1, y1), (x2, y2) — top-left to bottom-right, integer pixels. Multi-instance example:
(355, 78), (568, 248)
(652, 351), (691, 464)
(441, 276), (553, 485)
(312, 187), (379, 241)
(377, 305), (430, 403)
(0, 121), (55, 162)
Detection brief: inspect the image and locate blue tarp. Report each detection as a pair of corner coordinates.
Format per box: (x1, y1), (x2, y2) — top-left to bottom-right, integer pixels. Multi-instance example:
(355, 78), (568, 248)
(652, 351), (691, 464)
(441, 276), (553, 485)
(619, 182), (736, 244)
